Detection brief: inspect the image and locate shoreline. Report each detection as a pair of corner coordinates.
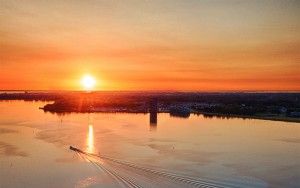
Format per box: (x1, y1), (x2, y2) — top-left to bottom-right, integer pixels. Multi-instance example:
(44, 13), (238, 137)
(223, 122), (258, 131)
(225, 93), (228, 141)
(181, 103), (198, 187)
(198, 112), (300, 123)
(40, 107), (300, 123)
(1, 92), (299, 123)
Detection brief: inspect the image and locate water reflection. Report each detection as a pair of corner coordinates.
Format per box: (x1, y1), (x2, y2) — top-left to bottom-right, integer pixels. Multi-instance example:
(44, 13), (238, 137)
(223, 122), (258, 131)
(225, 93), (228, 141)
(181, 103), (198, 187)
(1, 101), (300, 188)
(149, 112), (157, 131)
(149, 99), (158, 131)
(86, 124), (94, 153)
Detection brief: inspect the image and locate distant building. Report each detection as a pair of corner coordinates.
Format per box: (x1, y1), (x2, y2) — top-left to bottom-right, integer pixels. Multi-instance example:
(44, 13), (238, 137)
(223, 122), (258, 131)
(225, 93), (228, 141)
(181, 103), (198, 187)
(289, 112), (300, 117)
(279, 107), (287, 113)
(149, 99), (158, 113)
(169, 105), (190, 118)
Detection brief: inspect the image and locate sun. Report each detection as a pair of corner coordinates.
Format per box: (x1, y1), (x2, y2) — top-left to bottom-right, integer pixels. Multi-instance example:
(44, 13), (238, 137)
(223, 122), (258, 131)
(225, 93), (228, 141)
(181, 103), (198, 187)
(81, 74), (96, 90)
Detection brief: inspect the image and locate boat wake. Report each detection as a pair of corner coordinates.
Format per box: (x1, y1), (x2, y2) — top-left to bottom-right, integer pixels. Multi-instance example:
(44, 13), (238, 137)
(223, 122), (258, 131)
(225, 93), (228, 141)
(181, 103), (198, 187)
(70, 146), (265, 188)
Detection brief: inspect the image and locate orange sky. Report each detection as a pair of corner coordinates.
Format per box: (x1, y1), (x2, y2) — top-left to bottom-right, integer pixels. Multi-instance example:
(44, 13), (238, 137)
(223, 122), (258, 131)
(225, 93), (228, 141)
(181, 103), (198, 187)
(1, 0), (299, 91)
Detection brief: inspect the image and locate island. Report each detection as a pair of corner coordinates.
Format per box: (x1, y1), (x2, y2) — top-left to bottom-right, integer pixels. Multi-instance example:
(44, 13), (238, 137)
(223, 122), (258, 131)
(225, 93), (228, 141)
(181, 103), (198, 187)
(0, 91), (300, 122)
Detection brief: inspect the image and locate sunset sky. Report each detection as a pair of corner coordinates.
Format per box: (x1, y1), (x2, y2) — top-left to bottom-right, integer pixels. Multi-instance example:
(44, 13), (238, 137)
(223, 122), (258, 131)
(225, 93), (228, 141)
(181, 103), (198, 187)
(1, 0), (299, 91)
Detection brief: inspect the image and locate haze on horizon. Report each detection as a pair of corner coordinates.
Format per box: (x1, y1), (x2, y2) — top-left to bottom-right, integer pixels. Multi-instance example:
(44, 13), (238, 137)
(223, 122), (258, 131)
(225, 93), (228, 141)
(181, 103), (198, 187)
(0, 0), (299, 91)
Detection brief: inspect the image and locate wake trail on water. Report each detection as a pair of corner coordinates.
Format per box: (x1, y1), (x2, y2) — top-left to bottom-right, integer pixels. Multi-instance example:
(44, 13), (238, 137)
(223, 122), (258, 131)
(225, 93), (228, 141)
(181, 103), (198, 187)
(70, 146), (264, 188)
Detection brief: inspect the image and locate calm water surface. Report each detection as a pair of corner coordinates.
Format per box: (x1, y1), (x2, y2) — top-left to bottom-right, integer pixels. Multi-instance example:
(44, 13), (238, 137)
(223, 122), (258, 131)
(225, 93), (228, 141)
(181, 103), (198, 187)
(0, 101), (299, 188)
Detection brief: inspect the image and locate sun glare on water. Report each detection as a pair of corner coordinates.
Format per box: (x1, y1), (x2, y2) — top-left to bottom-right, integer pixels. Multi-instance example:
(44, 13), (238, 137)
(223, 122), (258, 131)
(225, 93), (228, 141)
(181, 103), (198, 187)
(81, 74), (96, 90)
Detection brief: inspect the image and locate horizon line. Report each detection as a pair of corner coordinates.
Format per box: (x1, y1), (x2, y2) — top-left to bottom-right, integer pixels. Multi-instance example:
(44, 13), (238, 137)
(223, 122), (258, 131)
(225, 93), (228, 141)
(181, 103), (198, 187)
(1, 89), (300, 93)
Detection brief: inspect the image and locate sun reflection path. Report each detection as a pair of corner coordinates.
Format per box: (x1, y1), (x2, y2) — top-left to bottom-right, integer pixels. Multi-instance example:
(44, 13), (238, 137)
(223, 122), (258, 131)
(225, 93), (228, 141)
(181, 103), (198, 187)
(87, 124), (95, 153)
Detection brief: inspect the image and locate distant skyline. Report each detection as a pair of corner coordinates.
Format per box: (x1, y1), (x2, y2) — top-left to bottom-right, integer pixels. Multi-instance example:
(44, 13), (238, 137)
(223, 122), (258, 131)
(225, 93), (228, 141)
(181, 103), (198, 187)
(1, 0), (299, 91)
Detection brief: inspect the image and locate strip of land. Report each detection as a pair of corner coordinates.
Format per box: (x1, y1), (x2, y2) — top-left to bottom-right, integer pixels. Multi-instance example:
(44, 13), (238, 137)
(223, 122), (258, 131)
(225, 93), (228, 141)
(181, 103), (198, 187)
(1, 91), (299, 123)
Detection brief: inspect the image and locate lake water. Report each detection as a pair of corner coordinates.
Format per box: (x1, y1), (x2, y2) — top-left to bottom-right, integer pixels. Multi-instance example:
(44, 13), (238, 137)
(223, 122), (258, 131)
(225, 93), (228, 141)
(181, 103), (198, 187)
(0, 101), (299, 188)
